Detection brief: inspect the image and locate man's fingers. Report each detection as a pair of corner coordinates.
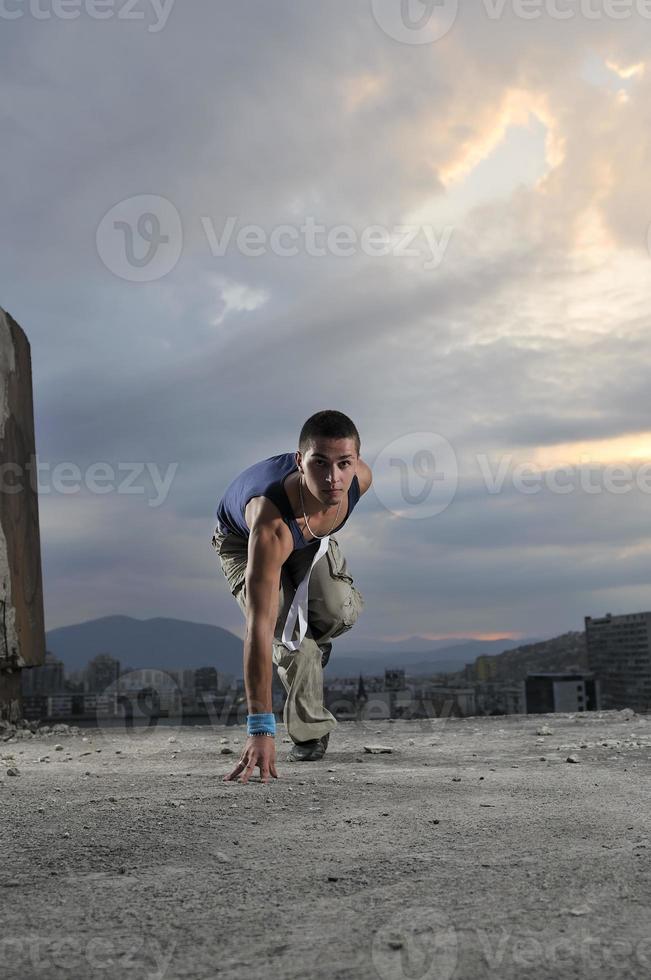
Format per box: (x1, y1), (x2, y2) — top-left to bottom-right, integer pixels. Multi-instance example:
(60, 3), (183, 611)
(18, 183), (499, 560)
(223, 742), (279, 784)
(259, 764), (271, 783)
(238, 761), (256, 784)
(223, 756), (248, 782)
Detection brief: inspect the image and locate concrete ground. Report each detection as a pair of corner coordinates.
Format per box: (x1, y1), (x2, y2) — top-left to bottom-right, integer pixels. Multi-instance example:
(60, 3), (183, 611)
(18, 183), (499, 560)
(1, 708), (651, 980)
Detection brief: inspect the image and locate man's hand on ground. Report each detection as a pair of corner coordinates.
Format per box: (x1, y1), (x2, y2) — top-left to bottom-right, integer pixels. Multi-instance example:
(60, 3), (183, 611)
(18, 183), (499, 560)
(223, 734), (279, 784)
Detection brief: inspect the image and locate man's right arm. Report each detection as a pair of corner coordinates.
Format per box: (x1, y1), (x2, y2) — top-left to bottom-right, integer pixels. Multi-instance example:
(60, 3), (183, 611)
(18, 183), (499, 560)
(222, 502), (293, 783)
(242, 519), (293, 714)
(224, 497), (294, 783)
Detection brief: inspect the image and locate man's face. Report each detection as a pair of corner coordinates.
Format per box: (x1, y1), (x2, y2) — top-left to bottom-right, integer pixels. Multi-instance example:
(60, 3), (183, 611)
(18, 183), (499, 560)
(296, 437), (358, 505)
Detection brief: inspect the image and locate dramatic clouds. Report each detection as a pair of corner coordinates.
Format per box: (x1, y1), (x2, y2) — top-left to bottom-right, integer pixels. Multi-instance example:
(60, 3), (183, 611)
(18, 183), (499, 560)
(3, 1), (651, 643)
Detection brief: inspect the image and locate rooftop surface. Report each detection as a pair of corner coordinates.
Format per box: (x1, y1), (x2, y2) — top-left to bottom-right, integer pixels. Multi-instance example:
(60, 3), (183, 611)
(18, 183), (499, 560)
(2, 709), (650, 980)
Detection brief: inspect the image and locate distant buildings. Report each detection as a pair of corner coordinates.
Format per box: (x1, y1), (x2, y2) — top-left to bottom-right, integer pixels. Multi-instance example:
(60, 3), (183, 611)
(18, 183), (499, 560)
(21, 652), (64, 695)
(471, 682), (523, 716)
(169, 669), (197, 694)
(324, 669), (476, 721)
(585, 611), (651, 711)
(86, 653), (120, 693)
(19, 609), (651, 723)
(525, 672), (600, 714)
(384, 669), (406, 691)
(21, 655), (243, 722)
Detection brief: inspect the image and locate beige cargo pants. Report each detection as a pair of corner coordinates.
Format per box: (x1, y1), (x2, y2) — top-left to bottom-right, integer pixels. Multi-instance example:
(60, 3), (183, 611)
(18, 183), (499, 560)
(211, 526), (364, 743)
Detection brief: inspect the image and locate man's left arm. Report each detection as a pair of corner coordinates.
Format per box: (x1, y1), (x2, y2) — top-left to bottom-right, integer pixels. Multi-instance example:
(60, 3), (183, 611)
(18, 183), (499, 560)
(357, 458), (373, 495)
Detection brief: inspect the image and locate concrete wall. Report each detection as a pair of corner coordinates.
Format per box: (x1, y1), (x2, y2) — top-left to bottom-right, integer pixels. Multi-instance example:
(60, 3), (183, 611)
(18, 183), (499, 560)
(0, 307), (46, 722)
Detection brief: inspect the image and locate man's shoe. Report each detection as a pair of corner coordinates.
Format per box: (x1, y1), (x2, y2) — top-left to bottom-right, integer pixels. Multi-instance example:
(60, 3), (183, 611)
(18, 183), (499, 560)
(287, 732), (329, 762)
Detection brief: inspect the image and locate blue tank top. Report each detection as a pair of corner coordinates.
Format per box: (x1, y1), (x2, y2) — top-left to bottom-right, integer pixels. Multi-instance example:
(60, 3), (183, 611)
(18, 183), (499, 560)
(216, 452), (361, 551)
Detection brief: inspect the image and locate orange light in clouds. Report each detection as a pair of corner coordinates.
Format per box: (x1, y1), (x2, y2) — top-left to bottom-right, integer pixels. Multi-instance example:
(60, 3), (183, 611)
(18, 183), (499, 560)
(439, 88), (565, 187)
(528, 433), (651, 469)
(342, 73), (386, 113)
(605, 60), (645, 80)
(384, 632), (524, 643)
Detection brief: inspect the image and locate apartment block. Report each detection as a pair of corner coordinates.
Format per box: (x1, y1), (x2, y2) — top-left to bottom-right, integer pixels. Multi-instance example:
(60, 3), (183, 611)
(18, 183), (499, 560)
(585, 611), (651, 711)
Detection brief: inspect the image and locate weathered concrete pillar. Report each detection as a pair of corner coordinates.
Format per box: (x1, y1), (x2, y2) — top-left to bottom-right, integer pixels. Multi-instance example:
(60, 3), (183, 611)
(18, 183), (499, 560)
(0, 307), (45, 723)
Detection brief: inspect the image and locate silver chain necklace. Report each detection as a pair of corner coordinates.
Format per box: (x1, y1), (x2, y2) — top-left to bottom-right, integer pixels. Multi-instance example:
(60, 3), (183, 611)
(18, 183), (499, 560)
(298, 474), (342, 539)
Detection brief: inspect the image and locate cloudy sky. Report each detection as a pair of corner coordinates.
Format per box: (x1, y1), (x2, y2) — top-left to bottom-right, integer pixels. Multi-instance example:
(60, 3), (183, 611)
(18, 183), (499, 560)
(3, 0), (651, 648)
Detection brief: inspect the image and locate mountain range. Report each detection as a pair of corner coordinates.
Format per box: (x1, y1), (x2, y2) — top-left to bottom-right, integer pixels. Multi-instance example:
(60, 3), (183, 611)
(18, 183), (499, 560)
(45, 615), (540, 680)
(46, 615), (244, 677)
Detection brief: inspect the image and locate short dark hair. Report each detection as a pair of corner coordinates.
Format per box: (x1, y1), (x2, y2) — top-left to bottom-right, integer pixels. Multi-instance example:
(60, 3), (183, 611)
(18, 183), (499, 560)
(298, 410), (361, 457)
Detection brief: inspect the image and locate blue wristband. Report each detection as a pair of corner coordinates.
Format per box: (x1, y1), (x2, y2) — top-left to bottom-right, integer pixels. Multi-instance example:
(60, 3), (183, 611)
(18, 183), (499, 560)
(247, 712), (276, 736)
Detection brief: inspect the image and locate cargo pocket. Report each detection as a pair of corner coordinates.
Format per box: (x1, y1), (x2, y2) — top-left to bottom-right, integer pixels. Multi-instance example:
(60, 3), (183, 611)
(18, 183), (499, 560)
(327, 537), (364, 636)
(326, 536), (353, 583)
(330, 588), (364, 637)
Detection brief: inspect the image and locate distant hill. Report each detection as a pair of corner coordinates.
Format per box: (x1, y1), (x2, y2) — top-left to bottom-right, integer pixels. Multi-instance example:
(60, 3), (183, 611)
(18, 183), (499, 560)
(448, 631), (588, 685)
(342, 635), (471, 655)
(44, 615), (551, 683)
(46, 615), (244, 675)
(328, 638), (539, 679)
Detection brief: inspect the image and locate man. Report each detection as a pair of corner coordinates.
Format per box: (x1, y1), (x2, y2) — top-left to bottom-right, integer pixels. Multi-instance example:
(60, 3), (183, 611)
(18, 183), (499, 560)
(211, 410), (372, 784)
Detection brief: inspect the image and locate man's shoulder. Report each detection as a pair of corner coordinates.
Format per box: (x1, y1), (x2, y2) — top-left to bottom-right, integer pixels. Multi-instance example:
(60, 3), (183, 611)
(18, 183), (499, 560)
(245, 500), (295, 568)
(245, 495), (294, 549)
(356, 459), (373, 495)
